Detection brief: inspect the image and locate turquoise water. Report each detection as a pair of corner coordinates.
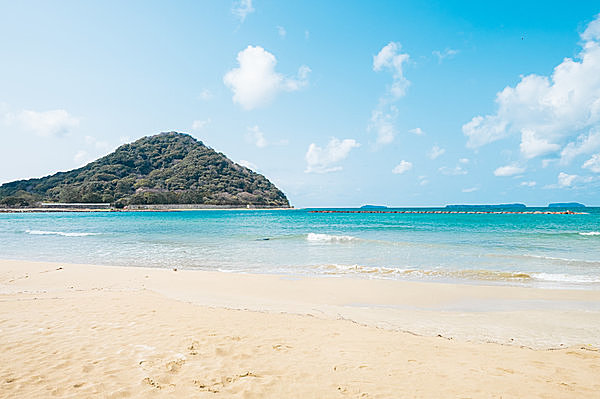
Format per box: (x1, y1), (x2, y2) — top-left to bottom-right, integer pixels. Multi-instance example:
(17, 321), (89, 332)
(1, 208), (600, 289)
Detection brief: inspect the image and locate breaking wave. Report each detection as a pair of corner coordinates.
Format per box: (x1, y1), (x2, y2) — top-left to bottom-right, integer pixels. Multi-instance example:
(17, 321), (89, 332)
(306, 233), (358, 243)
(25, 229), (100, 237)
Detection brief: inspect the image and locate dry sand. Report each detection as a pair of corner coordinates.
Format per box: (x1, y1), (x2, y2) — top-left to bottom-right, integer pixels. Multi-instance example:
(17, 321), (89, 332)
(1, 259), (600, 398)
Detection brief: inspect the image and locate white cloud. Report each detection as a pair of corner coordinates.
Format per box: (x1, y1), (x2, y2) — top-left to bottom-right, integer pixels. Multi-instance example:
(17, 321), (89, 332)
(520, 181), (537, 187)
(557, 172), (578, 187)
(392, 160), (413, 174)
(462, 187), (478, 193)
(369, 42), (411, 146)
(14, 109), (79, 137)
(582, 14), (600, 41)
(494, 164), (525, 177)
(559, 129), (600, 164)
(277, 26), (286, 38)
(373, 42), (410, 99)
(409, 127), (424, 135)
(459, 158), (470, 164)
(224, 46), (310, 110)
(198, 89), (213, 101)
(520, 128), (561, 159)
(192, 119), (211, 130)
(369, 107), (398, 145)
(238, 159), (258, 171)
(246, 125), (268, 148)
(432, 48), (458, 63)
(305, 138), (360, 173)
(583, 153), (600, 172)
(439, 165), (467, 176)
(463, 14), (600, 160)
(428, 145), (445, 160)
(232, 0), (254, 22)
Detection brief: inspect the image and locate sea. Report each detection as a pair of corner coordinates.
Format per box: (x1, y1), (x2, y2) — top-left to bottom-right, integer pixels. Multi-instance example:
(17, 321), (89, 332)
(1, 207), (600, 290)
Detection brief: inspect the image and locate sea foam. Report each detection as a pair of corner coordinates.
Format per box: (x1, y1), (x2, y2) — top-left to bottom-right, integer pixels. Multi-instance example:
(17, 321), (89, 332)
(579, 231), (600, 236)
(25, 229), (99, 237)
(306, 233), (358, 242)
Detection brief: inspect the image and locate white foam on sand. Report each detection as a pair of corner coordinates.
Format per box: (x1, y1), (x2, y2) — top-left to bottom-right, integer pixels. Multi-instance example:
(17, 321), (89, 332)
(306, 233), (358, 242)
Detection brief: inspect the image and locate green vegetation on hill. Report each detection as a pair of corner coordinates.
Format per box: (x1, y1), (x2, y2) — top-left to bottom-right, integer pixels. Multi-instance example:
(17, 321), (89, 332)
(0, 132), (290, 208)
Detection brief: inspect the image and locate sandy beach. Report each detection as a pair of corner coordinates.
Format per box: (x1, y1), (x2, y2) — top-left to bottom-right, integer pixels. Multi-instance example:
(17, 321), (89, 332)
(1, 259), (600, 398)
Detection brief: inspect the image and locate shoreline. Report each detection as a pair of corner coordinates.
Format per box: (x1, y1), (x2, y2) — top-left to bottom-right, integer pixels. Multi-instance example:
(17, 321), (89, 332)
(2, 259), (600, 397)
(3, 259), (600, 349)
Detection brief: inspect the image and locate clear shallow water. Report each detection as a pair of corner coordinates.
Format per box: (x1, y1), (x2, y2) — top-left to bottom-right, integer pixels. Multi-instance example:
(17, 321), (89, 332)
(1, 208), (600, 289)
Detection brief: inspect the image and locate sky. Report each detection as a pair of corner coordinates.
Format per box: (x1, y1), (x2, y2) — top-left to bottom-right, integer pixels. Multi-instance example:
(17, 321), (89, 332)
(1, 1), (600, 207)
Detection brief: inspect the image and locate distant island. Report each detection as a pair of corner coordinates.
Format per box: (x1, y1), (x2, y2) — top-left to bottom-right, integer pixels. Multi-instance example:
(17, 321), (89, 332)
(445, 203), (527, 209)
(548, 202), (586, 208)
(0, 132), (290, 208)
(360, 205), (388, 209)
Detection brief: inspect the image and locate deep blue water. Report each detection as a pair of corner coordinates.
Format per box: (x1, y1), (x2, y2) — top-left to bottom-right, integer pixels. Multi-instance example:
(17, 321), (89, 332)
(1, 207), (599, 289)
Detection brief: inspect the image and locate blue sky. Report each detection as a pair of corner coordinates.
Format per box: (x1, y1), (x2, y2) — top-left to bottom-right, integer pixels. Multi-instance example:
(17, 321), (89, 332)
(1, 1), (600, 207)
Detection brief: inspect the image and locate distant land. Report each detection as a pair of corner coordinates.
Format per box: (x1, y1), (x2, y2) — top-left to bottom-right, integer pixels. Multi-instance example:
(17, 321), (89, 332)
(0, 132), (290, 208)
(548, 202), (586, 208)
(360, 205), (388, 209)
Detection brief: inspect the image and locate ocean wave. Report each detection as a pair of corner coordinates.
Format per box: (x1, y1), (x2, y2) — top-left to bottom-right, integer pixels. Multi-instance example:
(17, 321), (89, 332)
(306, 233), (358, 242)
(25, 229), (100, 237)
(313, 264), (533, 281)
(531, 273), (600, 284)
(579, 231), (600, 236)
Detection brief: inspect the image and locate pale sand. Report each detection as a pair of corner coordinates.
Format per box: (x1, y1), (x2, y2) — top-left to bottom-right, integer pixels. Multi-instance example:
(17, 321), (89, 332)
(1, 259), (600, 398)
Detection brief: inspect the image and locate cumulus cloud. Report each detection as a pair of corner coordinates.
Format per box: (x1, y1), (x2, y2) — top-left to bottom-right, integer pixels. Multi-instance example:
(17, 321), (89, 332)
(557, 172), (578, 187)
(392, 160), (413, 174)
(439, 163), (467, 176)
(463, 14), (600, 163)
(192, 119), (211, 130)
(583, 153), (600, 172)
(494, 164), (525, 177)
(232, 0), (254, 22)
(11, 109), (79, 137)
(224, 46), (310, 110)
(520, 181), (537, 187)
(369, 42), (410, 146)
(432, 48), (458, 63)
(409, 127), (424, 135)
(246, 125), (268, 148)
(559, 129), (600, 164)
(520, 128), (560, 159)
(373, 42), (410, 99)
(305, 138), (360, 173)
(428, 145), (445, 160)
(369, 107), (398, 145)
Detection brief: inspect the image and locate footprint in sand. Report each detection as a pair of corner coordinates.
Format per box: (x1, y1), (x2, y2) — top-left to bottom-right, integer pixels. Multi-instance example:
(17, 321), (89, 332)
(188, 340), (200, 355)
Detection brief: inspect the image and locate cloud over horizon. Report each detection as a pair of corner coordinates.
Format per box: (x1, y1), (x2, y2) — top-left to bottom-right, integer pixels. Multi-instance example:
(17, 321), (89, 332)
(463, 14), (600, 173)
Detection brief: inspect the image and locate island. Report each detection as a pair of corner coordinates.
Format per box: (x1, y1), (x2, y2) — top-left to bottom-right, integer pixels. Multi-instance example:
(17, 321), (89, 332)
(0, 132), (290, 209)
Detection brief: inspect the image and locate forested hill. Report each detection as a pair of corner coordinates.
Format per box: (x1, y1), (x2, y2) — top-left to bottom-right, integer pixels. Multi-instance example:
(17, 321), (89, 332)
(0, 132), (290, 208)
